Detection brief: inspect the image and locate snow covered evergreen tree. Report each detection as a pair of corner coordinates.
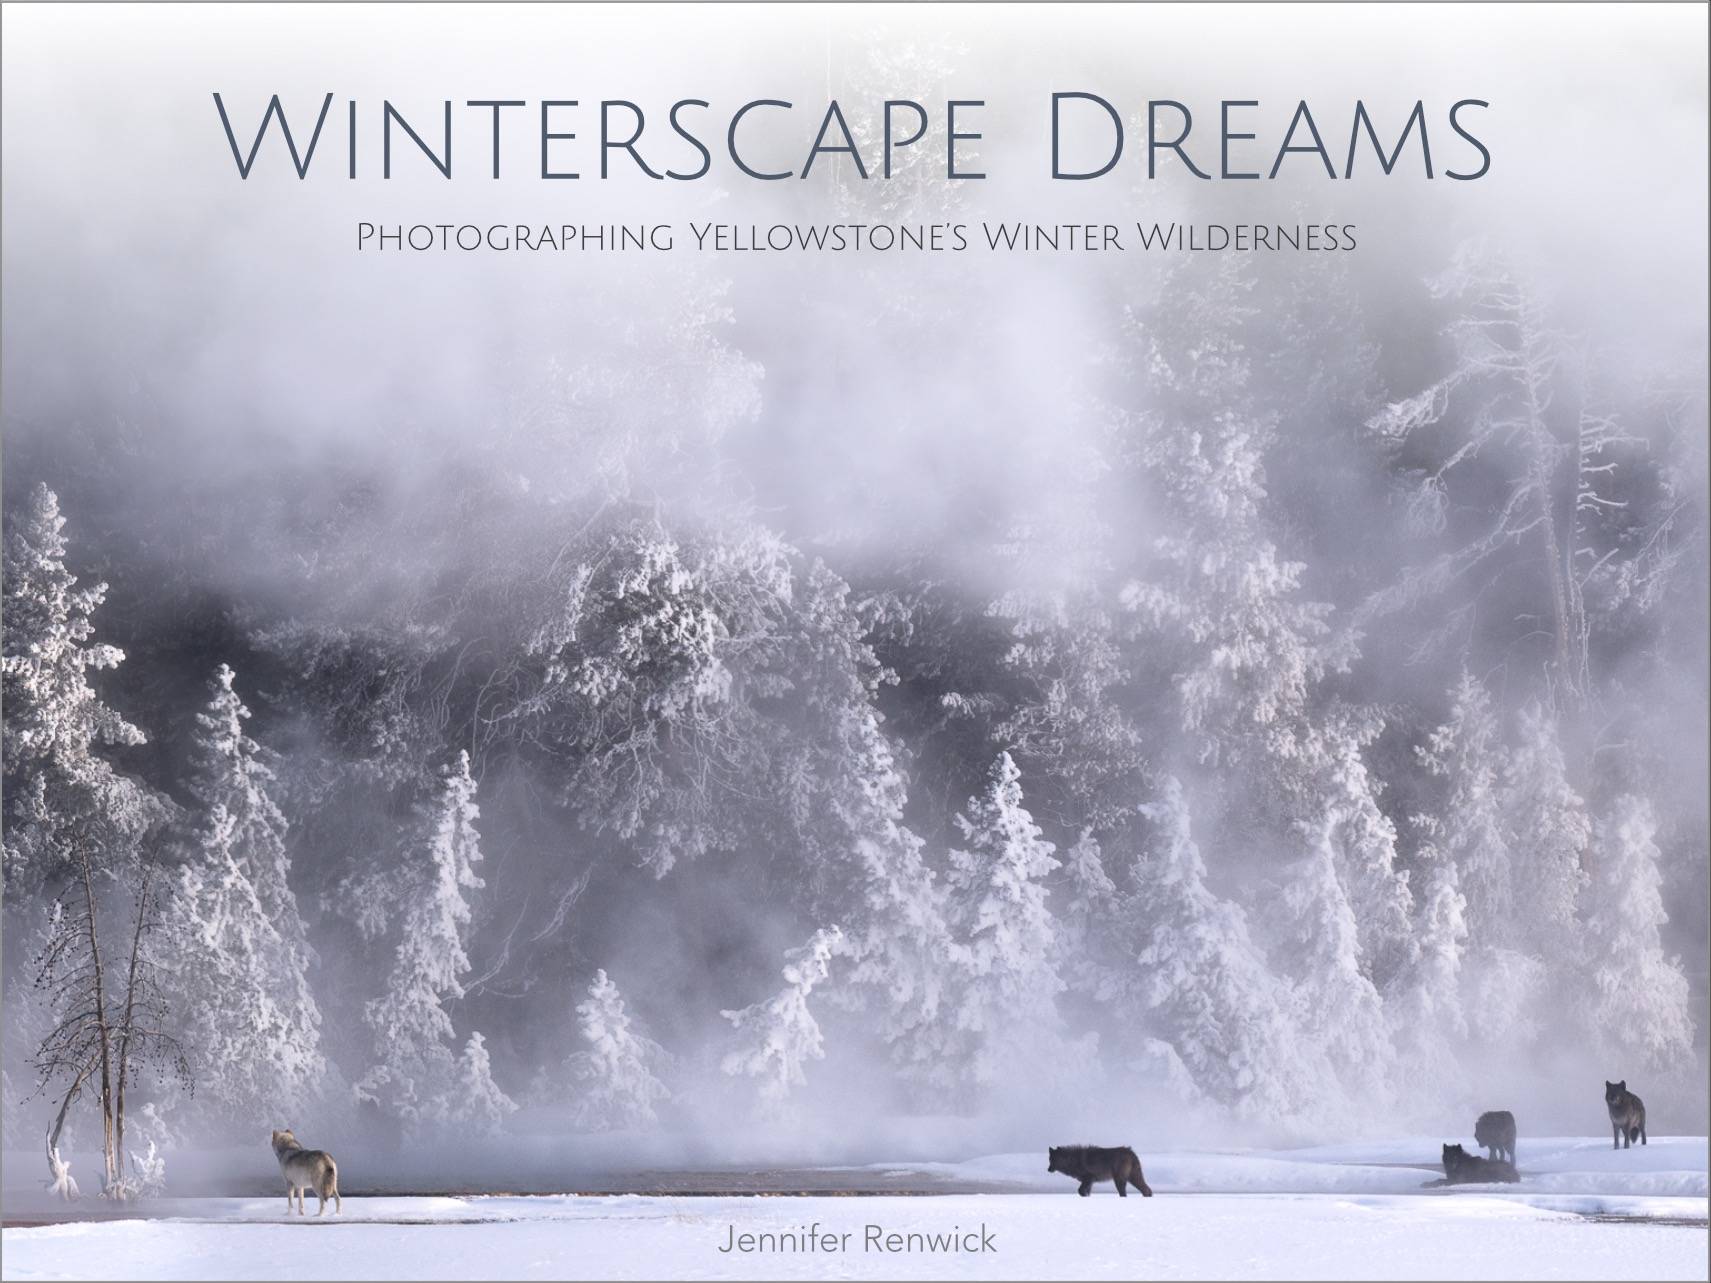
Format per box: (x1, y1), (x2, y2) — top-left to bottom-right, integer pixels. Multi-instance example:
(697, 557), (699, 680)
(1114, 259), (1414, 1048)
(1411, 670), (1544, 1050)
(453, 1032), (516, 1135)
(2, 483), (157, 901)
(1503, 699), (1591, 962)
(1582, 795), (1695, 1069)
(942, 753), (1065, 1088)
(563, 969), (671, 1130)
(1126, 778), (1311, 1118)
(721, 926), (844, 1107)
(1272, 811), (1394, 1107)
(163, 664), (324, 1125)
(358, 751), (508, 1131)
(779, 564), (964, 1097)
(1414, 671), (1515, 949)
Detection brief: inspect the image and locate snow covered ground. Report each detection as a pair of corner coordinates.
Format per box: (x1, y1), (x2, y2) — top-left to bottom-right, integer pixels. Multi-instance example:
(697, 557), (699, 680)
(3, 1137), (1704, 1281)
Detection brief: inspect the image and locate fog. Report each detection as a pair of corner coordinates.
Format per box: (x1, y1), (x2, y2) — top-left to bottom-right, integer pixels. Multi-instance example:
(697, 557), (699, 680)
(2, 4), (1706, 1191)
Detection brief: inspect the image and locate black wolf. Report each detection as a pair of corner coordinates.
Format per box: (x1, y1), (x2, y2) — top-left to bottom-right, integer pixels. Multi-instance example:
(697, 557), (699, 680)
(1605, 1081), (1647, 1150)
(1474, 1110), (1517, 1164)
(1047, 1145), (1154, 1198)
(1441, 1143), (1519, 1184)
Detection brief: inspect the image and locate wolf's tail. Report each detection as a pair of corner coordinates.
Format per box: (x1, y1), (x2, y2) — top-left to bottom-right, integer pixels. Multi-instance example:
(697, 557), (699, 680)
(321, 1156), (339, 1199)
(1628, 1126), (1641, 1144)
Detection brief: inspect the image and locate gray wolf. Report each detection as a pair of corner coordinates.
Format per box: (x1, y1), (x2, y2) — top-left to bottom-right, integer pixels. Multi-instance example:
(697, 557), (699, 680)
(1441, 1142), (1519, 1184)
(1474, 1110), (1516, 1164)
(1046, 1145), (1154, 1197)
(1605, 1081), (1647, 1150)
(271, 1128), (342, 1215)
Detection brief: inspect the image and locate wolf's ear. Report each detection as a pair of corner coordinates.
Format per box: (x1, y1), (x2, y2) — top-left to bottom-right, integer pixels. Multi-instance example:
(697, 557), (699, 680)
(1617, 1080), (1625, 1090)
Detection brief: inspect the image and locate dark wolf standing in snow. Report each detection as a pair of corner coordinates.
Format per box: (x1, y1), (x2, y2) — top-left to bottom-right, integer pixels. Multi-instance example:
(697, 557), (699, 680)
(1474, 1110), (1517, 1164)
(1605, 1081), (1647, 1150)
(272, 1128), (342, 1215)
(1047, 1145), (1154, 1197)
(1441, 1143), (1519, 1184)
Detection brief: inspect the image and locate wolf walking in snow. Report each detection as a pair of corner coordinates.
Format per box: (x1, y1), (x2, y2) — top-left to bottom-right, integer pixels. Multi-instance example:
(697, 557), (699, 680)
(1474, 1110), (1516, 1164)
(1605, 1081), (1647, 1150)
(1047, 1145), (1154, 1197)
(271, 1128), (342, 1215)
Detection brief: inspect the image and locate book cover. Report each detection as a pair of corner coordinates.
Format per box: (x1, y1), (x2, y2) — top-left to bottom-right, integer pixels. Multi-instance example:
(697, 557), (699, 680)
(1, 3), (1706, 1278)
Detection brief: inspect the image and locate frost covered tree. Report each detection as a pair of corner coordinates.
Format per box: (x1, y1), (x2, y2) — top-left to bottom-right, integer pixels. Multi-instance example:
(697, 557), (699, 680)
(721, 926), (843, 1106)
(1412, 671), (1542, 1047)
(358, 752), (509, 1130)
(453, 1033), (516, 1135)
(1126, 778), (1311, 1118)
(563, 969), (671, 1130)
(2, 483), (157, 902)
(942, 753), (1065, 1087)
(1387, 851), (1470, 1104)
(163, 665), (323, 1124)
(1112, 260), (1416, 1014)
(33, 824), (186, 1198)
(1502, 700), (1590, 962)
(1414, 672), (1514, 949)
(1365, 246), (1596, 701)
(1055, 828), (1120, 999)
(1582, 795), (1695, 1069)
(775, 564), (963, 1096)
(1271, 812), (1394, 1106)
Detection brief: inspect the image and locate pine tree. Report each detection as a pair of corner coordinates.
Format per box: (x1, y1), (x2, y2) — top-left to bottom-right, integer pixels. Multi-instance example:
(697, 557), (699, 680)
(452, 1032), (516, 1135)
(782, 564), (963, 1095)
(1582, 795), (1695, 1069)
(1056, 828), (1120, 1000)
(1273, 811), (1394, 1104)
(1503, 700), (1591, 960)
(721, 926), (843, 1106)
(1128, 778), (1311, 1118)
(358, 752), (505, 1130)
(2, 483), (156, 900)
(1388, 854), (1470, 1103)
(1113, 260), (1415, 1000)
(564, 969), (671, 1130)
(1415, 671), (1514, 949)
(163, 665), (324, 1125)
(942, 753), (1065, 1087)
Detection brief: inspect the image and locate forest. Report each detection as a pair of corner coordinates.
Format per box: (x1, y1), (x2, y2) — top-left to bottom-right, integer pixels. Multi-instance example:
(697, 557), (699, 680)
(2, 225), (1705, 1199)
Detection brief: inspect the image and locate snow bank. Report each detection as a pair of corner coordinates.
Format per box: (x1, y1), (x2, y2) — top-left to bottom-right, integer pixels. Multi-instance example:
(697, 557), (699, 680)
(3, 1191), (1705, 1281)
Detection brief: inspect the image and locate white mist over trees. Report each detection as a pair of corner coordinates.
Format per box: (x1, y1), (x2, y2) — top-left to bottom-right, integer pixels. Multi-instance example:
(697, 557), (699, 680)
(2, 226), (1705, 1183)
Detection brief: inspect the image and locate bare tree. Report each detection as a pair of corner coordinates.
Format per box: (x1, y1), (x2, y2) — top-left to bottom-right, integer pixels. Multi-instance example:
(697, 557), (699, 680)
(32, 823), (187, 1198)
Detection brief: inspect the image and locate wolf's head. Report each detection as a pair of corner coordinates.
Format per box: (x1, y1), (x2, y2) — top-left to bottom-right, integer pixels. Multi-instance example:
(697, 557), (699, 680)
(1605, 1080), (1626, 1105)
(1442, 1143), (1466, 1163)
(271, 1128), (298, 1155)
(1047, 1147), (1060, 1173)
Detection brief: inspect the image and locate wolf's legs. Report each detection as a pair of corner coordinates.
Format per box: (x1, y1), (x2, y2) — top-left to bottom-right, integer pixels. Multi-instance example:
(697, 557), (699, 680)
(1612, 1124), (1620, 1150)
(1115, 1177), (1128, 1197)
(334, 1188), (342, 1214)
(1077, 1179), (1092, 1197)
(285, 1183), (294, 1213)
(1641, 1123), (1647, 1146)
